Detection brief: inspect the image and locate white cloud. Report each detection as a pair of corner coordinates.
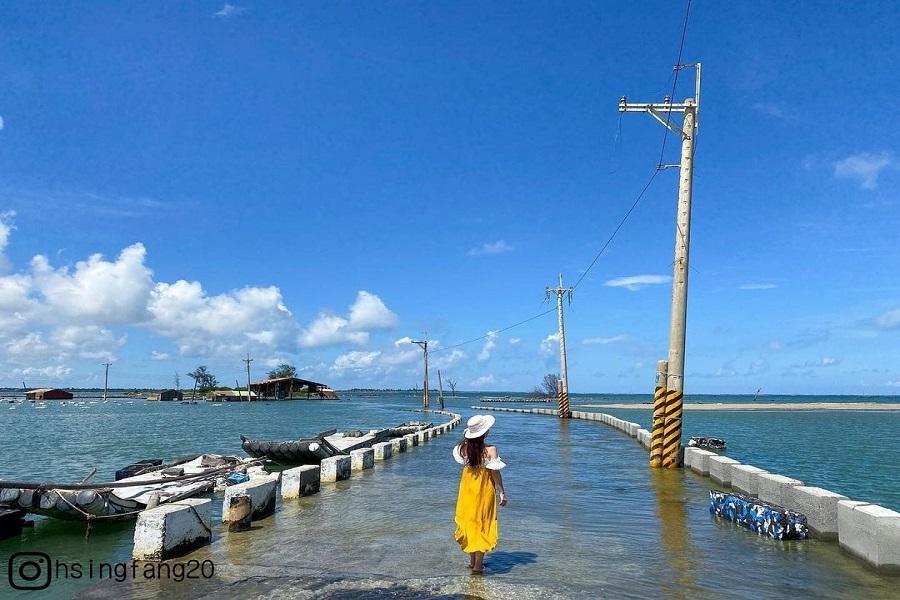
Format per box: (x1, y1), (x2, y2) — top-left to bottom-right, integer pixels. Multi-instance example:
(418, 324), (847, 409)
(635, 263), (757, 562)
(213, 3), (245, 18)
(540, 332), (559, 357)
(16, 365), (72, 379)
(434, 349), (466, 369)
(791, 357), (840, 369)
(875, 308), (900, 329)
(509, 337), (521, 345)
(0, 211), (14, 271)
(583, 335), (627, 345)
(752, 102), (787, 119)
(0, 116), (4, 131)
(51, 325), (125, 360)
(332, 351), (382, 372)
(477, 330), (498, 361)
(739, 283), (777, 290)
(467, 240), (513, 257)
(151, 350), (171, 361)
(604, 274), (671, 292)
(299, 291), (397, 348)
(470, 374), (496, 387)
(833, 152), (893, 190)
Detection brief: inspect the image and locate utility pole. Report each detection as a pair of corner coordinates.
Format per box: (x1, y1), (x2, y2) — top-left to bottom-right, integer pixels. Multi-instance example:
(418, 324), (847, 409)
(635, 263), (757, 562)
(546, 273), (573, 418)
(619, 63), (701, 468)
(102, 360), (112, 402)
(243, 353), (253, 402)
(438, 369), (445, 411)
(410, 337), (429, 409)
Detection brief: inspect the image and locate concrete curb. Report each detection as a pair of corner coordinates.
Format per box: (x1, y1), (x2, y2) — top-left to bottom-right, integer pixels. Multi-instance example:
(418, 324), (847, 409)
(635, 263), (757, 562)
(132, 498), (212, 561)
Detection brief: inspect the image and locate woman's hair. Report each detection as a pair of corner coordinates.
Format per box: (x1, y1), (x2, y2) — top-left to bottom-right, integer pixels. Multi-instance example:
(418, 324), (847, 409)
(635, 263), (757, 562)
(460, 434), (487, 467)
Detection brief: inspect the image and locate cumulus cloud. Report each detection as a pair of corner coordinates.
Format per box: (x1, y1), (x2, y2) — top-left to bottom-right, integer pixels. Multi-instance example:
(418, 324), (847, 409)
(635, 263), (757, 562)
(583, 335), (627, 345)
(875, 308), (900, 329)
(477, 330), (498, 361)
(0, 211), (15, 271)
(299, 291), (397, 348)
(51, 325), (126, 360)
(833, 152), (893, 189)
(16, 365), (72, 379)
(470, 374), (496, 387)
(151, 350), (171, 361)
(434, 349), (466, 369)
(604, 274), (671, 291)
(467, 240), (513, 257)
(540, 332), (559, 357)
(791, 357), (840, 369)
(509, 337), (521, 345)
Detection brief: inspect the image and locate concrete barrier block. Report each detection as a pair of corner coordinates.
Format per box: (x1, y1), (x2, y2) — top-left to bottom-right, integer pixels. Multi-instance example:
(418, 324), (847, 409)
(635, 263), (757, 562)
(281, 465), (320, 499)
(730, 465), (769, 497)
(404, 433), (418, 447)
(708, 456), (741, 485)
(373, 442), (393, 460)
(838, 502), (900, 570)
(790, 486), (847, 538)
(223, 474), (278, 521)
(637, 429), (650, 447)
(350, 448), (375, 471)
(684, 447), (712, 474)
(133, 498), (211, 561)
(416, 431), (427, 444)
(628, 423), (639, 437)
(321, 455), (351, 483)
(390, 437), (408, 454)
(758, 474), (804, 507)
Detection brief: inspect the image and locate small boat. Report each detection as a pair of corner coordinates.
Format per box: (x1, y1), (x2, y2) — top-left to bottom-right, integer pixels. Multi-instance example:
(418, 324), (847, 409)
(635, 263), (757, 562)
(0, 454), (257, 522)
(241, 421), (432, 464)
(688, 436), (727, 451)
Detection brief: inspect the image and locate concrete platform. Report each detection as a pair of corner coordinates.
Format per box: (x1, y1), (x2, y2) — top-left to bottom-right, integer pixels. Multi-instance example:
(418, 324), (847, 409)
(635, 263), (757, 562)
(373, 441), (393, 460)
(708, 456), (741, 486)
(730, 465), (769, 497)
(790, 486), (847, 539)
(350, 448), (375, 471)
(223, 474), (278, 521)
(281, 465), (320, 499)
(321, 455), (351, 482)
(133, 498), (211, 561)
(757, 473), (804, 508)
(838, 501), (900, 571)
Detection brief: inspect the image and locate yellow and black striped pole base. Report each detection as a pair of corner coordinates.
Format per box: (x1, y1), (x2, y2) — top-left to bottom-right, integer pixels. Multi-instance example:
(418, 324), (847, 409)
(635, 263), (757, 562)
(557, 388), (571, 418)
(661, 389), (683, 469)
(649, 384), (667, 467)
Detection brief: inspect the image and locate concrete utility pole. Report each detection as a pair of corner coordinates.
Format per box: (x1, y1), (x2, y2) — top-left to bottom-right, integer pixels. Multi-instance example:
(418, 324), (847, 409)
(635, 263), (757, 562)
(411, 338), (430, 409)
(102, 360), (112, 402)
(546, 273), (573, 418)
(243, 353), (253, 402)
(620, 63), (701, 468)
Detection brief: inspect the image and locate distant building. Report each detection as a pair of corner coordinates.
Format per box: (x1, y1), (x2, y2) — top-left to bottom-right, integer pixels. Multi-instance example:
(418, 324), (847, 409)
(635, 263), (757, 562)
(249, 377), (340, 400)
(207, 390), (258, 402)
(26, 388), (74, 400)
(156, 389), (183, 402)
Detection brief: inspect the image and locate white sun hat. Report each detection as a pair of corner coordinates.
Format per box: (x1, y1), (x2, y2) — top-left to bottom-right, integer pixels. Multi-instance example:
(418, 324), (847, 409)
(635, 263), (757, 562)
(464, 414), (495, 439)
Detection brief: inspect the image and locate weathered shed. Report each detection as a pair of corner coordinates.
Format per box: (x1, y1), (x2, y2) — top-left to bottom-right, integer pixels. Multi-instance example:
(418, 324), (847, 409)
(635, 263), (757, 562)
(26, 388), (74, 400)
(208, 390), (258, 402)
(156, 389), (183, 402)
(249, 377), (339, 400)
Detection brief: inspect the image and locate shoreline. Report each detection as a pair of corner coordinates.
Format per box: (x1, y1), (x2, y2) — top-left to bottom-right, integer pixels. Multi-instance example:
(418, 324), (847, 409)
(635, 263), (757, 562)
(576, 402), (900, 411)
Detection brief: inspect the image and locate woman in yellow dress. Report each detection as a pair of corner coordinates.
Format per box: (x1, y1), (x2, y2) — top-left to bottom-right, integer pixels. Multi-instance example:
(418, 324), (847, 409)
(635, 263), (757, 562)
(453, 414), (507, 574)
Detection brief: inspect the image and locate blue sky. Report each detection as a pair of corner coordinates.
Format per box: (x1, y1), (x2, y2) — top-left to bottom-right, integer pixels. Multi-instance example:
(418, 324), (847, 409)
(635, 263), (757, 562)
(0, 1), (899, 394)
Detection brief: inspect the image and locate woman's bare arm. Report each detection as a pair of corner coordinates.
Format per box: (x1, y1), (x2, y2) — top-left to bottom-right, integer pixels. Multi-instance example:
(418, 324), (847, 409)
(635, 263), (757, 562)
(486, 446), (508, 506)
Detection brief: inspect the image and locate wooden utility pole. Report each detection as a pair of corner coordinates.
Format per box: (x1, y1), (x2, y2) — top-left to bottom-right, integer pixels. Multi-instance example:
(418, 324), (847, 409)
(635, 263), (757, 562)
(546, 273), (573, 418)
(243, 353), (253, 402)
(102, 360), (112, 402)
(620, 63), (701, 468)
(438, 369), (445, 411)
(411, 338), (430, 409)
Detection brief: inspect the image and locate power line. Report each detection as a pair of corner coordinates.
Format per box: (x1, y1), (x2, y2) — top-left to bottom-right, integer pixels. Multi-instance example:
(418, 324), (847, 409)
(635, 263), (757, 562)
(431, 307), (556, 354)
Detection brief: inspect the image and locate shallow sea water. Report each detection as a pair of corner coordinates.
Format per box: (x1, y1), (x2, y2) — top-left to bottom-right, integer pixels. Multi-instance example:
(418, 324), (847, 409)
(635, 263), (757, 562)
(1, 393), (898, 598)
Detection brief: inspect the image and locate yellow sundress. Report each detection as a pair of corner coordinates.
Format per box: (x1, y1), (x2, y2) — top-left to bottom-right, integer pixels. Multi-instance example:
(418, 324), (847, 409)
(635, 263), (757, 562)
(453, 444), (506, 553)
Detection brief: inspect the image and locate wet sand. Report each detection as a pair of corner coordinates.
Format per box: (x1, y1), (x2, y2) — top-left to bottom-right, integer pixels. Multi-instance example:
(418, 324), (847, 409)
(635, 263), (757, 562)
(577, 402), (900, 411)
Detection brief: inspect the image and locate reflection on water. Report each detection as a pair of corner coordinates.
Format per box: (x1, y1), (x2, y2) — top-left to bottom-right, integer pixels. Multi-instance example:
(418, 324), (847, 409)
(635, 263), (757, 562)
(1, 395), (898, 598)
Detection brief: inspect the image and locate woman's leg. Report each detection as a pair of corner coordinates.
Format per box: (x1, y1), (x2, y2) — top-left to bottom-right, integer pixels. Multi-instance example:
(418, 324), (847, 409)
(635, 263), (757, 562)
(469, 552), (475, 568)
(472, 551), (485, 573)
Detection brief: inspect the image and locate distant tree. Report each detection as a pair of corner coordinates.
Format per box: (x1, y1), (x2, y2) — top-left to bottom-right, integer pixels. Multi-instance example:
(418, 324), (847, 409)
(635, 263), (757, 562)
(267, 363), (298, 380)
(446, 378), (458, 396)
(188, 366), (218, 398)
(532, 373), (560, 398)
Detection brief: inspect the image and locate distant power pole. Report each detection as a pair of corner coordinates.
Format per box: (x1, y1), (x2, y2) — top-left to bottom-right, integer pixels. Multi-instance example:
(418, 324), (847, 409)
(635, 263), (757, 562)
(410, 338), (430, 409)
(546, 274), (573, 418)
(437, 369), (445, 411)
(102, 360), (112, 402)
(243, 353), (254, 402)
(620, 63), (701, 468)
